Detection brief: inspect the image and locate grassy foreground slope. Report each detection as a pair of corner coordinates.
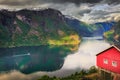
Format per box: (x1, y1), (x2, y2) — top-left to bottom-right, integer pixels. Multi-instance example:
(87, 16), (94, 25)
(37, 66), (98, 80)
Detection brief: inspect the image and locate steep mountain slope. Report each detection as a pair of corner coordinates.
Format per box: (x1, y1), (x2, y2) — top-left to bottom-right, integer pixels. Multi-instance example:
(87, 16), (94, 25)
(104, 20), (120, 46)
(0, 8), (116, 48)
(95, 22), (115, 32)
(65, 16), (115, 37)
(65, 16), (93, 37)
(93, 22), (115, 36)
(0, 9), (80, 47)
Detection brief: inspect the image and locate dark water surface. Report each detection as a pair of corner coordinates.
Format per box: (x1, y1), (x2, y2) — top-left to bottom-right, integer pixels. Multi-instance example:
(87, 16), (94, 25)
(0, 46), (72, 74)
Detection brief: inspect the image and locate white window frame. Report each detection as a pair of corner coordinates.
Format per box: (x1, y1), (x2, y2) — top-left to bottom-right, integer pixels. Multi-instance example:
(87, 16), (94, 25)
(103, 59), (108, 64)
(112, 61), (117, 67)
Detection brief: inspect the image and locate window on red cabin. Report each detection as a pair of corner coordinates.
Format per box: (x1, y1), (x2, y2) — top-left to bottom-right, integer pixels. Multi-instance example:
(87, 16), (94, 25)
(103, 59), (108, 64)
(112, 61), (117, 67)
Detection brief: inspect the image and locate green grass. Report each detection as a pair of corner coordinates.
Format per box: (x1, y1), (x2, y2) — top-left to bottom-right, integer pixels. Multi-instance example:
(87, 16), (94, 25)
(37, 66), (98, 80)
(104, 30), (114, 42)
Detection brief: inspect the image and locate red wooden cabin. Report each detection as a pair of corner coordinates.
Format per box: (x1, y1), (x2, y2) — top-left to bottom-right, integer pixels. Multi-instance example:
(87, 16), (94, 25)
(96, 45), (120, 74)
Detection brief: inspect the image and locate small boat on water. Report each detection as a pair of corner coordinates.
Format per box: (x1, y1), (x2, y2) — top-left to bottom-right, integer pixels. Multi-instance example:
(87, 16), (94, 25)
(12, 53), (30, 57)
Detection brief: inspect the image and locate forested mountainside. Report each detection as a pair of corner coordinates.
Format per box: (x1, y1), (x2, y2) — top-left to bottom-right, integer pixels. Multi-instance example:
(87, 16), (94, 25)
(0, 8), (80, 47)
(65, 16), (115, 37)
(104, 20), (120, 47)
(0, 8), (117, 48)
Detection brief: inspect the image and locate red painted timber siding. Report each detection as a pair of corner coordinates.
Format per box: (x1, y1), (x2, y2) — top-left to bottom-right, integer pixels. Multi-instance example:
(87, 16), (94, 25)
(96, 47), (120, 74)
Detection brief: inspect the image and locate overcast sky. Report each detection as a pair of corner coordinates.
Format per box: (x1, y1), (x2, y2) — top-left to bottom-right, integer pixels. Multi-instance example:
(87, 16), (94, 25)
(0, 0), (120, 23)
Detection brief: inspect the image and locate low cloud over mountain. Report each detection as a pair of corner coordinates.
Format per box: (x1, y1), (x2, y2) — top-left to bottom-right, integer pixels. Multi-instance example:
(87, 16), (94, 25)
(0, 0), (119, 23)
(0, 0), (102, 6)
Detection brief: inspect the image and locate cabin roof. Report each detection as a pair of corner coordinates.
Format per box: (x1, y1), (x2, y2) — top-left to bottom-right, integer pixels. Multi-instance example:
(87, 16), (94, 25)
(96, 45), (120, 56)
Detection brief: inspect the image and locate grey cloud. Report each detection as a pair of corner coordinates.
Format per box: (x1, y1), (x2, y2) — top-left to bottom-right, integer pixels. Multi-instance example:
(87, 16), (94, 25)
(0, 0), (102, 6)
(0, 0), (40, 6)
(0, 1), (119, 24)
(42, 0), (102, 4)
(79, 3), (120, 23)
(90, 10), (109, 16)
(48, 2), (120, 23)
(0, 0), (119, 6)
(78, 9), (91, 16)
(102, 0), (120, 4)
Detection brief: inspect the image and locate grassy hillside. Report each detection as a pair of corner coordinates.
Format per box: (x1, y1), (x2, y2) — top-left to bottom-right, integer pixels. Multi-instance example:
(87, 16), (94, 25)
(0, 9), (80, 48)
(37, 66), (98, 80)
(104, 20), (120, 46)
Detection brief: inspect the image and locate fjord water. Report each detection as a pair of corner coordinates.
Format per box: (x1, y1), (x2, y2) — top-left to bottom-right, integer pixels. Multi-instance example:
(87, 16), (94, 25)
(0, 37), (111, 80)
(0, 46), (72, 74)
(0, 37), (110, 76)
(31, 37), (110, 77)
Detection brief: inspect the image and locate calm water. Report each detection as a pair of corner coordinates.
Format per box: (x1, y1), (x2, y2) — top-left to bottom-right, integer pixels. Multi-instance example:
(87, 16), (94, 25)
(0, 46), (73, 74)
(0, 38), (111, 80)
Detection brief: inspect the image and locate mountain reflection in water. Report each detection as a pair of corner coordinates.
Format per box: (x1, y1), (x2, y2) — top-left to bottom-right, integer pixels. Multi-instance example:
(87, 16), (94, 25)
(0, 46), (73, 74)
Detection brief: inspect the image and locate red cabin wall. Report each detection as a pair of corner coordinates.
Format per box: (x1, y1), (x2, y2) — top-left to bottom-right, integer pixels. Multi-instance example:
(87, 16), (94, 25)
(96, 47), (120, 74)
